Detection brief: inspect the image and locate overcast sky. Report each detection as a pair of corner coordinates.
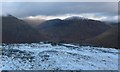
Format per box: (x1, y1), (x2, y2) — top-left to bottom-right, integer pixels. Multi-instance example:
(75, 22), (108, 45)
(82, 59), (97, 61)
(2, 2), (118, 22)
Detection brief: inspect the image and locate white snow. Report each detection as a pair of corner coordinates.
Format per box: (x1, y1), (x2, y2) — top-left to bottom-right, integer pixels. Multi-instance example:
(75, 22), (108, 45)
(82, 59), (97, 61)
(0, 42), (119, 70)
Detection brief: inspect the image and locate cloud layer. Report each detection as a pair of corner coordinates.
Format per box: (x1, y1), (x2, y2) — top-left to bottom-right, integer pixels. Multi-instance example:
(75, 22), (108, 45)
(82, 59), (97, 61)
(23, 13), (118, 22)
(2, 2), (118, 22)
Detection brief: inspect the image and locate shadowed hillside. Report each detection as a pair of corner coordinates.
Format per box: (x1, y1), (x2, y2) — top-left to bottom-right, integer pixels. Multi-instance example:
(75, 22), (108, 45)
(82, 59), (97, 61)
(2, 15), (118, 48)
(2, 15), (46, 43)
(37, 17), (111, 42)
(84, 24), (119, 48)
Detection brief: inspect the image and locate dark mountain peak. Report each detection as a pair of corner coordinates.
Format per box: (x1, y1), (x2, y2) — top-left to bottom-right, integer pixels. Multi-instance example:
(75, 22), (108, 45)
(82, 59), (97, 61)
(37, 18), (63, 28)
(7, 14), (13, 17)
(48, 18), (62, 22)
(2, 14), (18, 21)
(2, 15), (46, 43)
(40, 18), (62, 25)
(3, 14), (16, 18)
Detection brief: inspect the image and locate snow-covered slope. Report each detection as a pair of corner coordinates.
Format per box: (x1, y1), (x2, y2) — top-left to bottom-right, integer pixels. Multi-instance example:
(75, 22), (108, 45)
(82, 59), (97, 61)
(0, 42), (119, 70)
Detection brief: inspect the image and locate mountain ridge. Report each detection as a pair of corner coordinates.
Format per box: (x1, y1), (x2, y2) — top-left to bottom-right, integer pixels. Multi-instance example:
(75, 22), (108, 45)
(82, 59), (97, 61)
(2, 15), (46, 43)
(2, 15), (118, 48)
(37, 16), (111, 42)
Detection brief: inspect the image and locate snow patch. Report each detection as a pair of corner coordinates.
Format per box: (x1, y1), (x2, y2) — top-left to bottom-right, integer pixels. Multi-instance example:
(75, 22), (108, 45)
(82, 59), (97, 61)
(0, 43), (119, 70)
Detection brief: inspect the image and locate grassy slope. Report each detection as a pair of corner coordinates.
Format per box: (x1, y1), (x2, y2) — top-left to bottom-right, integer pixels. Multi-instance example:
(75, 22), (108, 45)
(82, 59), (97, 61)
(85, 25), (119, 48)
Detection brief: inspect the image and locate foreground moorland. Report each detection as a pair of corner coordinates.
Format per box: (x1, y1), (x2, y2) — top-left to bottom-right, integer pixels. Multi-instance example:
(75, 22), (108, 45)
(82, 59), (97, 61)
(1, 42), (118, 70)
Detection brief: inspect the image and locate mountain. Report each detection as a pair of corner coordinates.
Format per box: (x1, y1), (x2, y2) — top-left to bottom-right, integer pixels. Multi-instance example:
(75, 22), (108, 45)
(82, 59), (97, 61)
(84, 24), (119, 48)
(2, 15), (46, 43)
(37, 17), (111, 43)
(2, 15), (117, 48)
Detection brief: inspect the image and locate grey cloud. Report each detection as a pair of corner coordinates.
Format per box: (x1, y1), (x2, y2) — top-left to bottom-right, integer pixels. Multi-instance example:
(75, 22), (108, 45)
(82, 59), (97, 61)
(2, 2), (118, 22)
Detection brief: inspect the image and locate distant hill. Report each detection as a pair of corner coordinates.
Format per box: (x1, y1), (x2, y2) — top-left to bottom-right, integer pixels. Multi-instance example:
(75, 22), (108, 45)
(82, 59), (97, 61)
(84, 24), (119, 48)
(37, 17), (111, 43)
(2, 15), (46, 43)
(2, 15), (118, 48)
